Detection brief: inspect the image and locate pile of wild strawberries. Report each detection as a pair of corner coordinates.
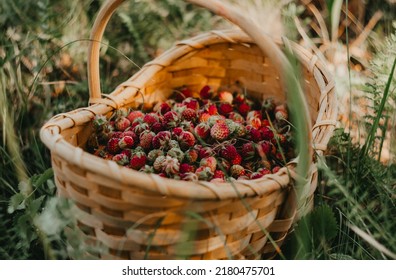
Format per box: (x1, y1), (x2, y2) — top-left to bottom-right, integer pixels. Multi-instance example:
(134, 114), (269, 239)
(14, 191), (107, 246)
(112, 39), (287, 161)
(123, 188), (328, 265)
(86, 85), (295, 182)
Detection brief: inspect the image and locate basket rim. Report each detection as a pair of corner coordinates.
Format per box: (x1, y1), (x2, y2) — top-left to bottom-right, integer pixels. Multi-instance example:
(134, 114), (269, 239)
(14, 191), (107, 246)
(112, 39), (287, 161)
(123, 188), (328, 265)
(40, 29), (336, 200)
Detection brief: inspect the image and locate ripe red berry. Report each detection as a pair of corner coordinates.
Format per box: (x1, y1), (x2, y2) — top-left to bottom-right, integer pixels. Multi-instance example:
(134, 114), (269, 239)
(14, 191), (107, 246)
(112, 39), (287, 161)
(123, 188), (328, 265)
(107, 137), (121, 154)
(129, 152), (147, 170)
(127, 110), (145, 123)
(139, 131), (155, 150)
(237, 103), (250, 116)
(151, 122), (165, 133)
(118, 136), (134, 149)
(231, 153), (242, 165)
(163, 111), (179, 128)
(220, 145), (238, 161)
(112, 153), (129, 166)
(261, 126), (274, 140)
(182, 98), (200, 111)
(250, 172), (264, 180)
(194, 122), (211, 140)
(152, 131), (171, 149)
(180, 163), (196, 174)
(199, 85), (212, 99)
(178, 131), (196, 150)
(213, 169), (226, 180)
(241, 142), (256, 160)
(218, 103), (233, 116)
(115, 116), (131, 131)
(143, 113), (159, 127)
(181, 108), (197, 121)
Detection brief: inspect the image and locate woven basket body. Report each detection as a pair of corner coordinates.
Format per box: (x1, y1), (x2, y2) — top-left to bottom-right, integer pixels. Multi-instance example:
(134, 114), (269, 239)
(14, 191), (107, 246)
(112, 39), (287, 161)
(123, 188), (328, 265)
(40, 0), (336, 260)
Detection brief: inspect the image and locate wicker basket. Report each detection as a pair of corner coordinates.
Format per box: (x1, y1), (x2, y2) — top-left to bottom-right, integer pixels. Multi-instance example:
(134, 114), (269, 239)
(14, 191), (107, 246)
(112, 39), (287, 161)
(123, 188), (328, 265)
(40, 0), (336, 260)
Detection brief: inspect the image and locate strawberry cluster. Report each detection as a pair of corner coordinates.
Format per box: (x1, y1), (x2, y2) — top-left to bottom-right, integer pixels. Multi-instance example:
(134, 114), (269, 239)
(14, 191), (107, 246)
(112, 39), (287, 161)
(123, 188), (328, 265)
(86, 85), (294, 182)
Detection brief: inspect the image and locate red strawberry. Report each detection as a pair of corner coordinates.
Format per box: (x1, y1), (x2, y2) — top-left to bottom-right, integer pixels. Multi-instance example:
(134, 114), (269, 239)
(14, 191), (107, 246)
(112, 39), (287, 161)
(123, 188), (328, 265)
(143, 113), (159, 127)
(218, 91), (233, 103)
(261, 126), (274, 140)
(122, 130), (138, 143)
(241, 142), (256, 160)
(258, 168), (271, 176)
(231, 153), (242, 165)
(207, 103), (218, 115)
(182, 98), (200, 111)
(250, 172), (263, 180)
(139, 131), (155, 150)
(199, 85), (212, 99)
(257, 141), (273, 158)
(213, 169), (226, 180)
(198, 146), (214, 160)
(210, 121), (230, 141)
(195, 166), (214, 181)
(107, 137), (121, 154)
(152, 131), (171, 149)
(246, 125), (262, 142)
(261, 119), (270, 127)
(157, 102), (171, 115)
(237, 103), (251, 116)
(200, 156), (217, 172)
(112, 153), (129, 166)
(272, 166), (281, 173)
(118, 136), (134, 149)
(185, 148), (199, 163)
(120, 149), (132, 158)
(218, 103), (233, 116)
(181, 108), (197, 121)
(133, 122), (149, 135)
(115, 116), (131, 131)
(194, 122), (211, 140)
(172, 127), (184, 137)
(230, 165), (245, 178)
(163, 111), (179, 128)
(127, 110), (145, 123)
(220, 145), (238, 161)
(151, 122), (165, 133)
(129, 151), (147, 170)
(178, 131), (195, 150)
(174, 86), (192, 102)
(180, 163), (196, 174)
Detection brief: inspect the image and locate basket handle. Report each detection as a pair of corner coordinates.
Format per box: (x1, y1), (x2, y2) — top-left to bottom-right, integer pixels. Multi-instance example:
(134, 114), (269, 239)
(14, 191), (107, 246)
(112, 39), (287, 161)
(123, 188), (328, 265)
(87, 0), (313, 187)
